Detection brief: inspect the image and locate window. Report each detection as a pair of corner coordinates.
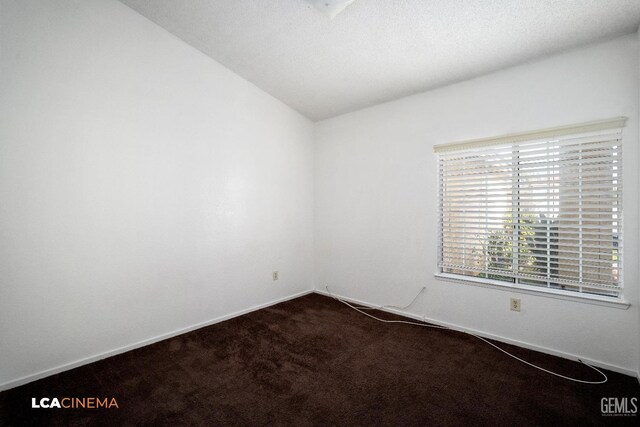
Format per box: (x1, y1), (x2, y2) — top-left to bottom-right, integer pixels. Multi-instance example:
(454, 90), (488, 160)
(435, 118), (625, 300)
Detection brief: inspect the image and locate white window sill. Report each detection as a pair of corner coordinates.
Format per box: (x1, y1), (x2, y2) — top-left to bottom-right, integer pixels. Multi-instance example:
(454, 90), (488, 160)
(433, 272), (630, 309)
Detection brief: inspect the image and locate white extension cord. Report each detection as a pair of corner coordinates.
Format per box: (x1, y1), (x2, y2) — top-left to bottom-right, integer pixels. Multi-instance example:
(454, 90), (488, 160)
(325, 285), (608, 384)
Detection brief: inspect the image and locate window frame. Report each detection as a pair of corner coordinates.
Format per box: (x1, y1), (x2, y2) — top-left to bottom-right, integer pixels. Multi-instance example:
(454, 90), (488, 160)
(434, 119), (629, 309)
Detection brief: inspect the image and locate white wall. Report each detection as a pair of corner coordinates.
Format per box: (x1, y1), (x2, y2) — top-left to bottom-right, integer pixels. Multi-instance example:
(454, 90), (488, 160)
(315, 35), (640, 375)
(0, 0), (314, 388)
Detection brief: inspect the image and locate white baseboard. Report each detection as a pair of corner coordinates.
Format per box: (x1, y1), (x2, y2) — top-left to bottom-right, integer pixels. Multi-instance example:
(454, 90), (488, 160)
(314, 289), (637, 378)
(0, 290), (313, 392)
(2, 287), (634, 392)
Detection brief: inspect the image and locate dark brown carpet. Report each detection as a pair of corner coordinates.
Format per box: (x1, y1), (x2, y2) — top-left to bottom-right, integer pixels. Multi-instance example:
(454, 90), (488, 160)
(0, 293), (638, 426)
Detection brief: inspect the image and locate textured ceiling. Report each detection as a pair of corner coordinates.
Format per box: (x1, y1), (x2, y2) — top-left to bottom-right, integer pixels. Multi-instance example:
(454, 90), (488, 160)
(118, 0), (640, 121)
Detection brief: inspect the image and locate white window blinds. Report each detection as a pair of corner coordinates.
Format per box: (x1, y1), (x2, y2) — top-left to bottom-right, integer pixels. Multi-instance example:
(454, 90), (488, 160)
(436, 119), (625, 298)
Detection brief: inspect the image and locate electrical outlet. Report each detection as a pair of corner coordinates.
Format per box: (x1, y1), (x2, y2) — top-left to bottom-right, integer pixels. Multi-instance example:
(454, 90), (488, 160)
(510, 297), (521, 312)
(272, 271), (279, 281)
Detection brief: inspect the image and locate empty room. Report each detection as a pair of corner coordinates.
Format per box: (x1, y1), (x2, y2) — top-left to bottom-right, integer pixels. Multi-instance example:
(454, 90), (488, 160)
(1, 0), (640, 425)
